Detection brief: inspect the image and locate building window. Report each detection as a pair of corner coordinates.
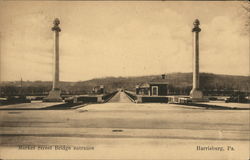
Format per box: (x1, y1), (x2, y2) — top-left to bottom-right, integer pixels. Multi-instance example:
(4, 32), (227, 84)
(152, 86), (158, 96)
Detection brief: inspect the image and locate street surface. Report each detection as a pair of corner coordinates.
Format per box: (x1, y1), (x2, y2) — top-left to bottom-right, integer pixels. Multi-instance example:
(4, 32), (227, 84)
(107, 91), (132, 103)
(0, 91), (249, 159)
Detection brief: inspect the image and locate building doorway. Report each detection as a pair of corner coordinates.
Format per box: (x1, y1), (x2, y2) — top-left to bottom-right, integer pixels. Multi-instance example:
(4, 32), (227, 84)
(152, 86), (158, 96)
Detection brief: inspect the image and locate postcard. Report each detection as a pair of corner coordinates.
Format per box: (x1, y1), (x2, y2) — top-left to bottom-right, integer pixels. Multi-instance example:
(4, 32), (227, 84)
(0, 1), (249, 160)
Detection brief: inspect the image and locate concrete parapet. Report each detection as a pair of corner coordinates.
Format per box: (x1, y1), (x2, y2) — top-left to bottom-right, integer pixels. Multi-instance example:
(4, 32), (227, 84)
(97, 95), (104, 103)
(136, 95), (168, 103)
(136, 95), (142, 103)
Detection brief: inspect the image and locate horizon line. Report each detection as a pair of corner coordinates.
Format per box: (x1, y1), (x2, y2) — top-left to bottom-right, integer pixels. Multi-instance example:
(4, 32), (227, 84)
(1, 72), (249, 83)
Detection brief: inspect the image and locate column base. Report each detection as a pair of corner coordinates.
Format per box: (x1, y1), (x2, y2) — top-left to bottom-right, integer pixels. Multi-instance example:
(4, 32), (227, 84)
(190, 88), (203, 99)
(189, 89), (209, 102)
(43, 90), (63, 102)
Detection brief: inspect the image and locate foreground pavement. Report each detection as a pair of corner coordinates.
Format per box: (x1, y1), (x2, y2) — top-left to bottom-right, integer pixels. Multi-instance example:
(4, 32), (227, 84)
(0, 92), (249, 159)
(0, 100), (249, 159)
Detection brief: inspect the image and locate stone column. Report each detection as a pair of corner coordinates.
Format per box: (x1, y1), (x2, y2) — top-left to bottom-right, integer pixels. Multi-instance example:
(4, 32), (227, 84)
(52, 18), (61, 90)
(190, 19), (203, 99)
(44, 18), (62, 102)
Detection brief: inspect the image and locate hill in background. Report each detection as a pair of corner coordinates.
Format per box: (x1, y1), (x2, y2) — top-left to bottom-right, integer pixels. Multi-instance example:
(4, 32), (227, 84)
(1, 72), (249, 96)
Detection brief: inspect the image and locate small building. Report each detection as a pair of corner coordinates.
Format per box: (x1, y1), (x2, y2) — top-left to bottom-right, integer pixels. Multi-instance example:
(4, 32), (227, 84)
(92, 85), (105, 95)
(136, 74), (168, 96)
(136, 83), (150, 95)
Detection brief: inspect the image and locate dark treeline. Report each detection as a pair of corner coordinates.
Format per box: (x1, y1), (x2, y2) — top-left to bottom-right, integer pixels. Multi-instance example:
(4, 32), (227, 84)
(0, 73), (249, 96)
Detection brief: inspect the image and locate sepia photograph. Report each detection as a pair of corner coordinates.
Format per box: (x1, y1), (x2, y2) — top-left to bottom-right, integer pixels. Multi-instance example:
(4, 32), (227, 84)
(0, 0), (249, 159)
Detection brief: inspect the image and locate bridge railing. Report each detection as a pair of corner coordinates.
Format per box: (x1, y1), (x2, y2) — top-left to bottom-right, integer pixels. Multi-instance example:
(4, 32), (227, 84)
(124, 90), (137, 102)
(102, 91), (119, 103)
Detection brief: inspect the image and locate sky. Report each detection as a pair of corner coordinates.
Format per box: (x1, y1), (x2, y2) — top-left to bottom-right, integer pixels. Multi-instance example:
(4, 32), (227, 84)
(0, 1), (249, 82)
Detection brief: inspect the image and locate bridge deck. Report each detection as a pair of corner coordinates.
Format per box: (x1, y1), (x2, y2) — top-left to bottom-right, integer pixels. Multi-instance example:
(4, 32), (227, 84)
(107, 91), (132, 103)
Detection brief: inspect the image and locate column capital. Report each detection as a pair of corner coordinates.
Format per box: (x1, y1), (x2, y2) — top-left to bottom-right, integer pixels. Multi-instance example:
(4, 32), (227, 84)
(192, 19), (201, 32)
(52, 18), (61, 32)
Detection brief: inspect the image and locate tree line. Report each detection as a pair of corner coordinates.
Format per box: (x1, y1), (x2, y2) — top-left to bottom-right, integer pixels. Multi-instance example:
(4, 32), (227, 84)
(0, 73), (249, 97)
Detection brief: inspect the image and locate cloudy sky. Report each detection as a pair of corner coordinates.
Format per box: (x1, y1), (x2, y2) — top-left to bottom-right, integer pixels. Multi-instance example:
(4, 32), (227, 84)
(0, 1), (248, 81)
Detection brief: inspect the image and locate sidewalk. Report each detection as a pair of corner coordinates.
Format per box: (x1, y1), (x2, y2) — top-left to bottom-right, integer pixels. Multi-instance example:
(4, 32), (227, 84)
(198, 101), (249, 110)
(0, 101), (64, 110)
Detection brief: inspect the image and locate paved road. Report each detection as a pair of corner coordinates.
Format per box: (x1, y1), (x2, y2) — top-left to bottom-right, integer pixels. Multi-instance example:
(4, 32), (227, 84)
(108, 91), (132, 103)
(0, 102), (249, 159)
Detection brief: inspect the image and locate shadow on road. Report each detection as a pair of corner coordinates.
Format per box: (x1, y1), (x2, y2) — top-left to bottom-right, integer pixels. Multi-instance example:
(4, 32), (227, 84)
(178, 103), (250, 110)
(41, 103), (87, 110)
(0, 103), (87, 110)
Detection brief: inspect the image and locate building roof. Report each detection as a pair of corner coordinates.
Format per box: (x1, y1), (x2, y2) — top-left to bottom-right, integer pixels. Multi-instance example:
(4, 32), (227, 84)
(149, 76), (168, 84)
(137, 75), (168, 88)
(137, 83), (150, 88)
(149, 81), (168, 85)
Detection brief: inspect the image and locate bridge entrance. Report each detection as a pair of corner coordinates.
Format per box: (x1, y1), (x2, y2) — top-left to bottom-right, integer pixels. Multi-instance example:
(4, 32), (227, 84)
(108, 91), (133, 103)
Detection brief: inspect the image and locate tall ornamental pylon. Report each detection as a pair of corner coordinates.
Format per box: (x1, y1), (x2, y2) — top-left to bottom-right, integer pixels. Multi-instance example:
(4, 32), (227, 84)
(44, 18), (62, 102)
(190, 19), (203, 99)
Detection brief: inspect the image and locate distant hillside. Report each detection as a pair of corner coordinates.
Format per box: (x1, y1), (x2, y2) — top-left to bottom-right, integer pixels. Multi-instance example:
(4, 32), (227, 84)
(1, 72), (249, 95)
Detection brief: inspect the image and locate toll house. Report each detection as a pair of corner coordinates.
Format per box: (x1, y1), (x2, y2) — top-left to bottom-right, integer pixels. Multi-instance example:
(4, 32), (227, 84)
(136, 74), (168, 96)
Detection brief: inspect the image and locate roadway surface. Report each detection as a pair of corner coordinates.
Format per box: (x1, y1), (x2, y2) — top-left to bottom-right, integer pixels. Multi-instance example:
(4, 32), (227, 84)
(0, 91), (249, 159)
(107, 91), (132, 103)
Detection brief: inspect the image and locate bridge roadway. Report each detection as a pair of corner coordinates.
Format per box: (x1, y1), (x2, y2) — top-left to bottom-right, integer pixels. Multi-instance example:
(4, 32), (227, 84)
(107, 91), (132, 103)
(0, 94), (249, 159)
